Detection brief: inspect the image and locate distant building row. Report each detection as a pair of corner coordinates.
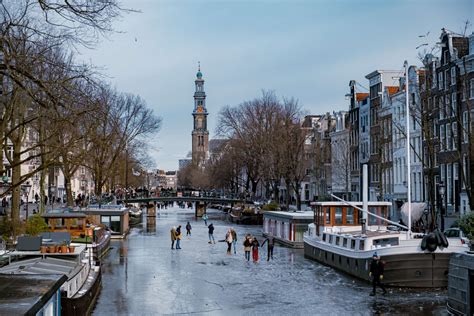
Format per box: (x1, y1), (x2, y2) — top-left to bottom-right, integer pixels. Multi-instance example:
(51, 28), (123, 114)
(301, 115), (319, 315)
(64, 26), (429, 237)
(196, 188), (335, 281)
(300, 29), (474, 220)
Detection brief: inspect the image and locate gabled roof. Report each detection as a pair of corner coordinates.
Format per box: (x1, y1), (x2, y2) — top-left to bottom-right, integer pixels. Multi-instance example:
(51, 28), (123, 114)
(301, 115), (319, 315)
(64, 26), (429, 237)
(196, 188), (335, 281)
(386, 86), (400, 95)
(356, 93), (369, 102)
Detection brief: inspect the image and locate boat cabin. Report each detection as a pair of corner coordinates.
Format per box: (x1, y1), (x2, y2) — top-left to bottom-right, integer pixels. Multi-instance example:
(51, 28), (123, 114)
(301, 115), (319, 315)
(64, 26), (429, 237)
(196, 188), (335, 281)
(42, 211), (88, 238)
(311, 201), (392, 236)
(82, 205), (130, 238)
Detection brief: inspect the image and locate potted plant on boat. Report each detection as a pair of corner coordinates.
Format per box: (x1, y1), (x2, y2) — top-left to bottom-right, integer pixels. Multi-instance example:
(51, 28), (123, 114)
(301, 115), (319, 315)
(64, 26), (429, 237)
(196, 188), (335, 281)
(68, 241), (75, 254)
(60, 240), (69, 253)
(40, 245), (48, 253)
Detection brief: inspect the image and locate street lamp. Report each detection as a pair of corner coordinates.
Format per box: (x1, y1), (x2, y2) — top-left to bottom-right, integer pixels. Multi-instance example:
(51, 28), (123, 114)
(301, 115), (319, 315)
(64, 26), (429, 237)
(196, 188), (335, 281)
(21, 181), (32, 221)
(438, 182), (446, 232)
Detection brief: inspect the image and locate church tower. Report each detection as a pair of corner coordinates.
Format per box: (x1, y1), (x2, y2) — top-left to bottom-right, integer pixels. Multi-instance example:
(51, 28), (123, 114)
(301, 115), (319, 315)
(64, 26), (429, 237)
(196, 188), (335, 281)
(191, 63), (209, 165)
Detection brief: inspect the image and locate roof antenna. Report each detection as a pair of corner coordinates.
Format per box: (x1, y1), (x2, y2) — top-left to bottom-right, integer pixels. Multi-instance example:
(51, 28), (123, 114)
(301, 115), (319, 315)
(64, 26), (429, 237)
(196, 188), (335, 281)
(198, 61), (201, 71)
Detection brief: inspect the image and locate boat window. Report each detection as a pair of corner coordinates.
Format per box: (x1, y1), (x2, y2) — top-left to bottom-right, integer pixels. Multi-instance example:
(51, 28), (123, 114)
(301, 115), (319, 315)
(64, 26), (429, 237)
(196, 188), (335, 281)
(322, 233), (327, 242)
(335, 236), (340, 246)
(369, 207), (378, 225)
(359, 240), (365, 250)
(351, 239), (356, 249)
(372, 237), (399, 247)
(343, 238), (348, 248)
(346, 208), (354, 224)
(335, 207), (342, 224)
(329, 235), (333, 244)
(325, 208), (331, 224)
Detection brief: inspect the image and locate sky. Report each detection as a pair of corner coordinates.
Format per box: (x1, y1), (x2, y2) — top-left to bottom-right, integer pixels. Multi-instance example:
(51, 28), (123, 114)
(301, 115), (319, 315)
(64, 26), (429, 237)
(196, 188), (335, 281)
(77, 0), (473, 171)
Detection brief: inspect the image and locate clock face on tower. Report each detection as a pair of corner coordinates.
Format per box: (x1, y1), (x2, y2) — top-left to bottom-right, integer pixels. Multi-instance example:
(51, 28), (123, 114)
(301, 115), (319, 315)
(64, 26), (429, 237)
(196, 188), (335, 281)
(197, 105), (203, 113)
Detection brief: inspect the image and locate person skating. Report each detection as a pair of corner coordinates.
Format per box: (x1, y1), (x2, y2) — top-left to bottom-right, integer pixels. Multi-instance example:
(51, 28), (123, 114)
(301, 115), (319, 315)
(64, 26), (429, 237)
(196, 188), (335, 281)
(243, 235), (252, 261)
(176, 225), (182, 249)
(261, 234), (275, 261)
(170, 226), (177, 249)
(202, 213), (208, 226)
(208, 223), (215, 244)
(251, 237), (260, 263)
(186, 222), (192, 236)
(369, 252), (387, 296)
(231, 228), (237, 254)
(225, 228), (233, 255)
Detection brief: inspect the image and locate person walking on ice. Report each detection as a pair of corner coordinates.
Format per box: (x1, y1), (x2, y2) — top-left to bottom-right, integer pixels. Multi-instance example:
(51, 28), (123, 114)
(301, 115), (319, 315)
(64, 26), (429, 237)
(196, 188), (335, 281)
(231, 228), (237, 254)
(261, 234), (275, 261)
(225, 228), (233, 255)
(369, 252), (387, 296)
(243, 234), (252, 261)
(208, 223), (215, 244)
(170, 226), (177, 250)
(202, 213), (208, 226)
(186, 222), (192, 236)
(251, 236), (260, 263)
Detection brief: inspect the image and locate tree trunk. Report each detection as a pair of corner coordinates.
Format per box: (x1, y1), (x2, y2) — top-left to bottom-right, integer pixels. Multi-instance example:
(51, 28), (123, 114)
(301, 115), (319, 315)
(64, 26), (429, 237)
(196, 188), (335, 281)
(39, 167), (47, 214)
(11, 140), (22, 237)
(64, 175), (74, 206)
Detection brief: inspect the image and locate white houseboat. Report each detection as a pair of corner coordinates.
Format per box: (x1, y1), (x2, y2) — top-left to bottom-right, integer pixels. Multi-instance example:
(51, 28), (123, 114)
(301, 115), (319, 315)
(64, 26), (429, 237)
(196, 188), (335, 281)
(303, 200), (468, 287)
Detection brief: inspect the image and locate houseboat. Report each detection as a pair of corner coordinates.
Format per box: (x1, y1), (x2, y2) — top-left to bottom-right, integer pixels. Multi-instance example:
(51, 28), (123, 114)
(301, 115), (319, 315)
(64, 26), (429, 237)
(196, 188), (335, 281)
(303, 200), (468, 287)
(0, 241), (101, 315)
(42, 209), (111, 261)
(82, 205), (130, 238)
(0, 274), (67, 316)
(263, 210), (313, 248)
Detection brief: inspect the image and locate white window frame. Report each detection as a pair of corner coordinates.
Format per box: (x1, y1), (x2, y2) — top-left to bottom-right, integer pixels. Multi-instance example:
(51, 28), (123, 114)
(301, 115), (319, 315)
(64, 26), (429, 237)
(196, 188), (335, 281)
(463, 111), (468, 143)
(451, 92), (457, 117)
(438, 72), (444, 90)
(440, 125), (445, 151)
(439, 96), (444, 120)
(470, 79), (474, 99)
(452, 122), (457, 150)
(450, 67), (456, 86)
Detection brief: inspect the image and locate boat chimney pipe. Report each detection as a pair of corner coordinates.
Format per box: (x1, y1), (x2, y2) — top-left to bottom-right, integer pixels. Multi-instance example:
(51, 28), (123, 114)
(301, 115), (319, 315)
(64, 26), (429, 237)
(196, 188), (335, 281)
(362, 164), (368, 235)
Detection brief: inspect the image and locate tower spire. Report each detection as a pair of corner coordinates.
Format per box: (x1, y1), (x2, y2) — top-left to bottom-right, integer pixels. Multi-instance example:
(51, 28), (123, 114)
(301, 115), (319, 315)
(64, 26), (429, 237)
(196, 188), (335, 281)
(198, 61), (200, 72)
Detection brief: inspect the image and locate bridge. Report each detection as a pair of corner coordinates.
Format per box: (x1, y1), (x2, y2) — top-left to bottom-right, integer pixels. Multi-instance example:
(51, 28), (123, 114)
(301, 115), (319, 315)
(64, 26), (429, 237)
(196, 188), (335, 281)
(119, 196), (245, 217)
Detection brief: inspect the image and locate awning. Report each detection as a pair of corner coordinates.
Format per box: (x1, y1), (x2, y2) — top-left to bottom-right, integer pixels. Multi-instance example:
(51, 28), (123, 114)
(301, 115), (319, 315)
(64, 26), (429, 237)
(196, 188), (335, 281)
(400, 202), (427, 224)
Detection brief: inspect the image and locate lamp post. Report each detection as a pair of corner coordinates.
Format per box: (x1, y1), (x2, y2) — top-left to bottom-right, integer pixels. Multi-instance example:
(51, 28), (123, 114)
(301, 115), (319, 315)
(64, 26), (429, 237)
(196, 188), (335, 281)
(22, 181), (32, 221)
(438, 182), (446, 232)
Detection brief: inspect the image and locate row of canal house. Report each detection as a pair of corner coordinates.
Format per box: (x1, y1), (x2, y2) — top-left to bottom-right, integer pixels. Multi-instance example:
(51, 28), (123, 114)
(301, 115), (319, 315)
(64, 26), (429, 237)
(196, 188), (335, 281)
(300, 28), (474, 224)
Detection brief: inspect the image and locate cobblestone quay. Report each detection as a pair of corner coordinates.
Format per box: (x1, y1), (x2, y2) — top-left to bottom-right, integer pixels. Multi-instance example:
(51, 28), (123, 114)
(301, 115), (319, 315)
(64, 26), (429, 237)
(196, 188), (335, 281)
(93, 206), (447, 315)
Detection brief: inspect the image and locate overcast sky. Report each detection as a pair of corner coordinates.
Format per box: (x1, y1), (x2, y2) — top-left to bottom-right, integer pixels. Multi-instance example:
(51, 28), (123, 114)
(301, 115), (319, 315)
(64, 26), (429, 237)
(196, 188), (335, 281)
(78, 0), (472, 171)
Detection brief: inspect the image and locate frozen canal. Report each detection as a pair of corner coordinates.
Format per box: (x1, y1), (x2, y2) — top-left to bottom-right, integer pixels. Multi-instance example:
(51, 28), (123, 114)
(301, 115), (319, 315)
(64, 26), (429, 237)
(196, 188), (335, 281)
(93, 206), (448, 315)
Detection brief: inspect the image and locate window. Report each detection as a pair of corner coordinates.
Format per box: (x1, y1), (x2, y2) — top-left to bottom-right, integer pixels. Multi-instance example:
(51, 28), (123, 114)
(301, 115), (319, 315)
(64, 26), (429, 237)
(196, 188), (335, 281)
(470, 79), (474, 99)
(452, 122), (457, 150)
(440, 125), (445, 151)
(444, 50), (449, 64)
(451, 67), (456, 86)
(350, 239), (356, 249)
(445, 70), (449, 90)
(439, 96), (444, 120)
(359, 240), (365, 251)
(432, 65), (437, 89)
(346, 208), (354, 224)
(335, 236), (340, 246)
(325, 207), (331, 224)
(438, 72), (443, 90)
(452, 93), (457, 116)
(447, 163), (452, 205)
(101, 215), (121, 234)
(445, 96), (451, 117)
(446, 123), (452, 150)
(335, 207), (342, 224)
(343, 238), (348, 248)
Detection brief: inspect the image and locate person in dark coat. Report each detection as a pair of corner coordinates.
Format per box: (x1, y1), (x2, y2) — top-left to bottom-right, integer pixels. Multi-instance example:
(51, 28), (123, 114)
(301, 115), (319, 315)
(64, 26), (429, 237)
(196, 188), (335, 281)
(186, 222), (192, 236)
(261, 235), (275, 261)
(369, 252), (387, 296)
(208, 223), (215, 244)
(243, 235), (252, 261)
